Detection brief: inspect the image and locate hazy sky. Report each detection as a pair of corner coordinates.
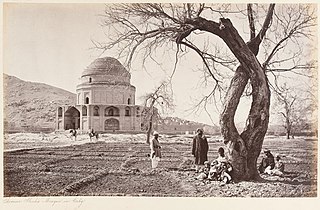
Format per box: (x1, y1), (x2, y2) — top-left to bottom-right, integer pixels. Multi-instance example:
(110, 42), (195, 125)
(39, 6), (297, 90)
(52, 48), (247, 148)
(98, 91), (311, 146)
(4, 3), (235, 126)
(3, 2), (314, 126)
(4, 3), (106, 90)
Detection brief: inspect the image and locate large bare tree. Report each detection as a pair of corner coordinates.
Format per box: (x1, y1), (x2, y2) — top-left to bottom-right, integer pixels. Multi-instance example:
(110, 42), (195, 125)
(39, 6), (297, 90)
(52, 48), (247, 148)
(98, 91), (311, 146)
(273, 83), (316, 139)
(96, 3), (317, 180)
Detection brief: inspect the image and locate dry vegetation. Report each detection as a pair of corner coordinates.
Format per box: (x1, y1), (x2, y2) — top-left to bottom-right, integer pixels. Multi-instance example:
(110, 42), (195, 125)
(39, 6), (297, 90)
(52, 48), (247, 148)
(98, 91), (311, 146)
(3, 74), (76, 131)
(4, 133), (317, 197)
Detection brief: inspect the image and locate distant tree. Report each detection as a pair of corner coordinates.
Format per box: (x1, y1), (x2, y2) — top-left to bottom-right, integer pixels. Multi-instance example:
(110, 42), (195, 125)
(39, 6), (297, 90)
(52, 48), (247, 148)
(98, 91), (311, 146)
(141, 81), (174, 144)
(274, 84), (302, 139)
(273, 83), (317, 138)
(97, 3), (317, 180)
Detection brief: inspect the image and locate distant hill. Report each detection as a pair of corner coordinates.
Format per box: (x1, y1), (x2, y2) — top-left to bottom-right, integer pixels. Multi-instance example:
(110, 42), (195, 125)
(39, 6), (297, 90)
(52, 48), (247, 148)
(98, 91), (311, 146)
(160, 117), (207, 126)
(158, 117), (220, 135)
(3, 74), (219, 134)
(3, 74), (76, 132)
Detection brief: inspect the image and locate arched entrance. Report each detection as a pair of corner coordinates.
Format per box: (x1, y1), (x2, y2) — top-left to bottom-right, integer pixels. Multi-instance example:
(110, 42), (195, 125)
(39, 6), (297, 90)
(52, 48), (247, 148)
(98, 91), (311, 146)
(105, 118), (120, 131)
(64, 107), (80, 130)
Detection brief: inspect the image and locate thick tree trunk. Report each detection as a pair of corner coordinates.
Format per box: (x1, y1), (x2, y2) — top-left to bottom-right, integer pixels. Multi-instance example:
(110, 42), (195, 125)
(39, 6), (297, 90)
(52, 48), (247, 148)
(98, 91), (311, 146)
(185, 5), (274, 181)
(218, 18), (271, 181)
(220, 66), (250, 178)
(220, 65), (270, 180)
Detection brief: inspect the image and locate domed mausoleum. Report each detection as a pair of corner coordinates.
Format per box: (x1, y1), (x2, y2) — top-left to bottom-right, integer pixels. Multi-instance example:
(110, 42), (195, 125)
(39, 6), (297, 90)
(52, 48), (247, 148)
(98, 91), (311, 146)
(56, 57), (144, 132)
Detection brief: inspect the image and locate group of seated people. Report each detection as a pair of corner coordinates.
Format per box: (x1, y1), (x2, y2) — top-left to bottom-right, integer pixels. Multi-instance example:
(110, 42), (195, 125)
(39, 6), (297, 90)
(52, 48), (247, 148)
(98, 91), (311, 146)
(196, 147), (233, 184)
(196, 147), (285, 184)
(258, 148), (285, 176)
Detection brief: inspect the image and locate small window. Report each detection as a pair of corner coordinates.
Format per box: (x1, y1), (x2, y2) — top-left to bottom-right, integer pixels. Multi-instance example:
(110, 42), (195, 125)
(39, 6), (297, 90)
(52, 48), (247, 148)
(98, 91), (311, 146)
(125, 107), (131, 116)
(82, 106), (87, 116)
(58, 107), (63, 117)
(93, 106), (99, 116)
(127, 98), (131, 105)
(85, 97), (89, 104)
(89, 77), (92, 83)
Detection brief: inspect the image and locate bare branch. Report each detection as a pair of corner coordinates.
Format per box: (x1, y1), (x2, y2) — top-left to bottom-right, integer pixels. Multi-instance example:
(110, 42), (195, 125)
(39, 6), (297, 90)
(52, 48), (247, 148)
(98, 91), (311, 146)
(247, 4), (255, 40)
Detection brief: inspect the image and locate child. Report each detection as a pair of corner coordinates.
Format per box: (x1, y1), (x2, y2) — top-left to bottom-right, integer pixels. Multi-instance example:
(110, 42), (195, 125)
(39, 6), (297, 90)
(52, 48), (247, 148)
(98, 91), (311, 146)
(218, 160), (233, 184)
(209, 147), (233, 184)
(269, 154), (285, 177)
(208, 160), (219, 180)
(196, 161), (210, 180)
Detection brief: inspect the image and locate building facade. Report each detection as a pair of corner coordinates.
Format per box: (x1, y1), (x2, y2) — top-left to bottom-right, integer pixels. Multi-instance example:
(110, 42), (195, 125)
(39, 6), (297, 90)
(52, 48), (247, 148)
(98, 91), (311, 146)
(56, 57), (144, 133)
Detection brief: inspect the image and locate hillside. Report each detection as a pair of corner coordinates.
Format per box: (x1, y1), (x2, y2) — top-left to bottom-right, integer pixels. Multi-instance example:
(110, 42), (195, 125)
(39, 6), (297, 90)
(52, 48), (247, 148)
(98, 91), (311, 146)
(158, 116), (220, 135)
(3, 74), (76, 131)
(3, 74), (217, 134)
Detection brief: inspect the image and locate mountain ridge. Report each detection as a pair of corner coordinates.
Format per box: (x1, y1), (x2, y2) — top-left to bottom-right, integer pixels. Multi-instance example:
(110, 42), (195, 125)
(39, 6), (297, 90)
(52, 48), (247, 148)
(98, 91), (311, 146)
(3, 74), (217, 133)
(3, 73), (76, 132)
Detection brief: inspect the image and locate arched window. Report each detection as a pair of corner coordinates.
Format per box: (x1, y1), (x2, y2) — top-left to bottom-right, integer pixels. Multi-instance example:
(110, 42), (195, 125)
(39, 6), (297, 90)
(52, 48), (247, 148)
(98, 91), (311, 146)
(93, 106), (99, 116)
(85, 97), (89, 104)
(58, 107), (63, 117)
(82, 106), (87, 116)
(125, 107), (131, 116)
(127, 98), (131, 105)
(108, 109), (114, 116)
(105, 106), (120, 116)
(89, 77), (92, 83)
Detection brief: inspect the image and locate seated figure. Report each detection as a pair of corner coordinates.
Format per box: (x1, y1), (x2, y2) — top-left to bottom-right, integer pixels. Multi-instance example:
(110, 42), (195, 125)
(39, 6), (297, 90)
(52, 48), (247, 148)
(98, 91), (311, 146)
(208, 147), (233, 184)
(268, 154), (285, 176)
(196, 161), (211, 180)
(258, 149), (275, 174)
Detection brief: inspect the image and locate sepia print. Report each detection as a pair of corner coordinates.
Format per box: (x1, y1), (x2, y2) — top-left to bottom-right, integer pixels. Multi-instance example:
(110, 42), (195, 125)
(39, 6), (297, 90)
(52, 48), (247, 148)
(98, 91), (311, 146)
(2, 2), (318, 205)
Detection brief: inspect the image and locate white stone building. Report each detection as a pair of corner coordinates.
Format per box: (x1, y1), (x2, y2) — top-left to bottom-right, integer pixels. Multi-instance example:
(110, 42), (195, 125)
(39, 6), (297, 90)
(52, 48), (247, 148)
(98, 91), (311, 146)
(56, 57), (144, 132)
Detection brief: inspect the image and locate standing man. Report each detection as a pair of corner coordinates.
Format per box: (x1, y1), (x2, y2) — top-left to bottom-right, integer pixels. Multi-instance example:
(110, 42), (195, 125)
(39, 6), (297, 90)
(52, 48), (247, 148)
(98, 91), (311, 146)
(150, 131), (162, 169)
(192, 128), (209, 172)
(89, 129), (95, 141)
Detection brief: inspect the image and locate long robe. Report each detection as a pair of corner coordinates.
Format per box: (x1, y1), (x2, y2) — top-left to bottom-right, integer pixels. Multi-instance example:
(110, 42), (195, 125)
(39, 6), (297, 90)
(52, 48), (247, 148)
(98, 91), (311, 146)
(150, 137), (161, 158)
(192, 134), (208, 165)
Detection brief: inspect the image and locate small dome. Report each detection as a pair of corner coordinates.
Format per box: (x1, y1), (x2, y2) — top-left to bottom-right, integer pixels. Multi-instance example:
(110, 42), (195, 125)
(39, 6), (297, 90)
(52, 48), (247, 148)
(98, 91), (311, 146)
(82, 57), (130, 78)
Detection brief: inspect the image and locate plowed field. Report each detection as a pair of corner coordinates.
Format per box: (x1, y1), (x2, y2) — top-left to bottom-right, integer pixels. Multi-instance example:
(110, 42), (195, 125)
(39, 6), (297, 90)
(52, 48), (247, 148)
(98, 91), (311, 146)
(4, 134), (317, 197)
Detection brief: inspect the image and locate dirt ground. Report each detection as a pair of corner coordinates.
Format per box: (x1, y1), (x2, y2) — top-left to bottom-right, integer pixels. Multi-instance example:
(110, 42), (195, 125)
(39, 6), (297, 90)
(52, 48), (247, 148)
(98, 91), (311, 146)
(3, 133), (317, 197)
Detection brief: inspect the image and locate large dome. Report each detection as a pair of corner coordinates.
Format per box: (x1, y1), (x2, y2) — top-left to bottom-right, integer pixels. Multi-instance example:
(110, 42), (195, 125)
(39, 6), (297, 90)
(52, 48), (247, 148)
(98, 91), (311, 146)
(81, 57), (130, 78)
